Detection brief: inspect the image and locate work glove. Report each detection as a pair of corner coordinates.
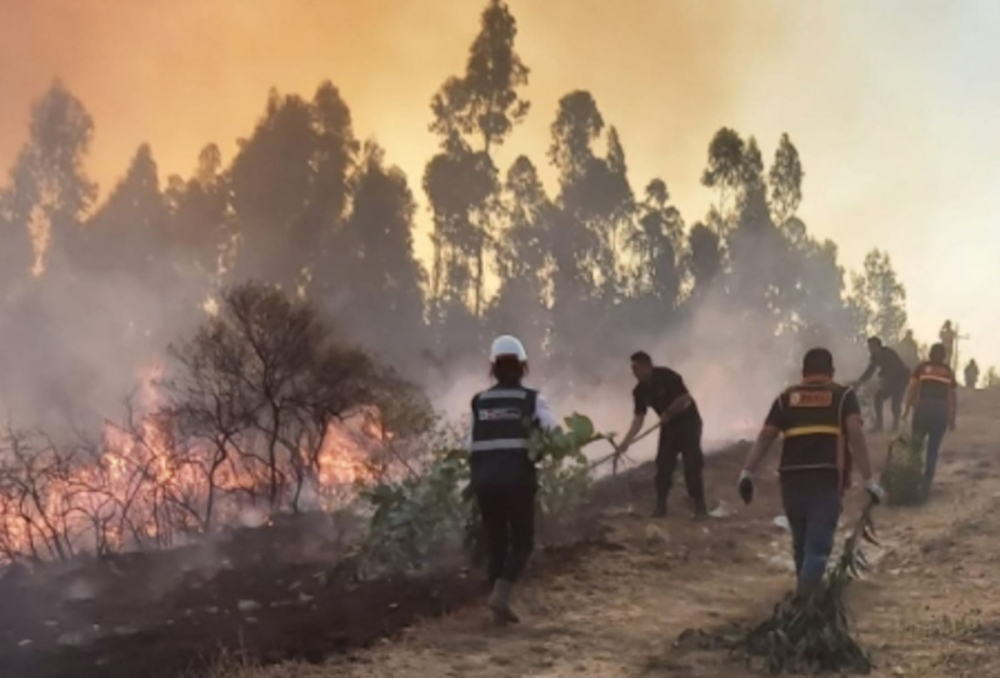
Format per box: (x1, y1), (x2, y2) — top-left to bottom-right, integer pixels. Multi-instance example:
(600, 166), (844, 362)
(864, 478), (886, 505)
(738, 469), (754, 505)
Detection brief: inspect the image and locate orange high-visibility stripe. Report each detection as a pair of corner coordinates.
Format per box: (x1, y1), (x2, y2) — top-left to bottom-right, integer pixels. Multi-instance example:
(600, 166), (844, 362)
(919, 374), (953, 385)
(784, 425), (841, 438)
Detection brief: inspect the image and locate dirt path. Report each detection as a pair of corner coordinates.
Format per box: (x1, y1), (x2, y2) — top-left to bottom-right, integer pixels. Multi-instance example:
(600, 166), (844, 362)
(252, 390), (1000, 678)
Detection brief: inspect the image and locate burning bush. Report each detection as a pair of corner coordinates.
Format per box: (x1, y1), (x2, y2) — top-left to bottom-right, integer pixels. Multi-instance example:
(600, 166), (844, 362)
(0, 282), (427, 565)
(161, 281), (427, 522)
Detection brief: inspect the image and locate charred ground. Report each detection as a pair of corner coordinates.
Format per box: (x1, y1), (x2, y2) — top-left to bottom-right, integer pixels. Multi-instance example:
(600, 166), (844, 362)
(0, 457), (618, 678)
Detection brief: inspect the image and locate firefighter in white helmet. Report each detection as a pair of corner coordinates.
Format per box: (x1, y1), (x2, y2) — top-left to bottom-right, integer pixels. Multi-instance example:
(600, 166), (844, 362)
(469, 335), (558, 625)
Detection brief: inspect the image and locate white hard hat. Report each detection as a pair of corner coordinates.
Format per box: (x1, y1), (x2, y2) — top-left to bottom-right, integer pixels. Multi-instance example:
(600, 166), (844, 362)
(490, 335), (528, 363)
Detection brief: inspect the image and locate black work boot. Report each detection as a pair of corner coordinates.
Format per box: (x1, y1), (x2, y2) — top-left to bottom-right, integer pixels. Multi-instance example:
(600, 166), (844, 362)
(652, 496), (668, 518)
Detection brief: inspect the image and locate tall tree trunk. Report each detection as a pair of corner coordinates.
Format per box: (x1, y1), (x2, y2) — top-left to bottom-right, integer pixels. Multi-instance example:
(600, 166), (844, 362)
(475, 245), (484, 317)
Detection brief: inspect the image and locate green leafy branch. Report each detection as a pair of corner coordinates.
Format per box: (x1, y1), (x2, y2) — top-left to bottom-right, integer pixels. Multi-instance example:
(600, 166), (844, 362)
(360, 413), (611, 572)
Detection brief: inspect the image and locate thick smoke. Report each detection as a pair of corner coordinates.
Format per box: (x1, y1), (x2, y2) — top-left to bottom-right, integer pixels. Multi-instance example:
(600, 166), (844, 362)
(0, 1), (877, 480)
(0, 249), (207, 441)
(429, 280), (870, 474)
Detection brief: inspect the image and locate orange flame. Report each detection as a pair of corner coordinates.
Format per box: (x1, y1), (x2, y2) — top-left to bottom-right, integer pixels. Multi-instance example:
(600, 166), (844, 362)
(0, 364), (386, 563)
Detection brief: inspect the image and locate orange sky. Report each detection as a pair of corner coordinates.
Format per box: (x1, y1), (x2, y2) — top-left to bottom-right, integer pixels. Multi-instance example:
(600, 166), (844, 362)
(2, 0), (999, 369)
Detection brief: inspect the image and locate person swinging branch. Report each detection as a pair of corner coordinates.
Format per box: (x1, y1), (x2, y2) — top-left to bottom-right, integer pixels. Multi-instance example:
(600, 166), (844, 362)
(903, 342), (957, 495)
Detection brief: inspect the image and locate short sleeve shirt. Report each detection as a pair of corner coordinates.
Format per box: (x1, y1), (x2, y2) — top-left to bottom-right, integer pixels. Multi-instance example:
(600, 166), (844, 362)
(633, 367), (702, 429)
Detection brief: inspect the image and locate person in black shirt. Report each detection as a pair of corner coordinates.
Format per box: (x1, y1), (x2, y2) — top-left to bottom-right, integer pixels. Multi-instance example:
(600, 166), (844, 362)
(854, 336), (911, 432)
(903, 343), (957, 494)
(738, 348), (884, 598)
(617, 351), (706, 518)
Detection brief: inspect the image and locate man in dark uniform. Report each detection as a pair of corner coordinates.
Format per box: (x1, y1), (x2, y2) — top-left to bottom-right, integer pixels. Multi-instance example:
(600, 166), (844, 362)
(738, 348), (884, 598)
(469, 335), (558, 625)
(617, 351), (706, 519)
(854, 336), (911, 432)
(903, 343), (957, 493)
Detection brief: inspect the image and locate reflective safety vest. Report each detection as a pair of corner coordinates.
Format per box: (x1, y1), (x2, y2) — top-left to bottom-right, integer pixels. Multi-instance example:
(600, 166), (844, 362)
(469, 386), (538, 488)
(777, 381), (852, 483)
(913, 362), (955, 403)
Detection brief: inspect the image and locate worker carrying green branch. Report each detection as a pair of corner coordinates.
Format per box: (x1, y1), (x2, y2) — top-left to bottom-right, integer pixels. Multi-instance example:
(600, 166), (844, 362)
(468, 335), (558, 625)
(737, 348), (885, 599)
(616, 351), (707, 519)
(903, 343), (957, 496)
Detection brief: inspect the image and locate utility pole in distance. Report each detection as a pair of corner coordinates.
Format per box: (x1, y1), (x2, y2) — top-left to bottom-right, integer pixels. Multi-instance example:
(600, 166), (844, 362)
(953, 323), (970, 373)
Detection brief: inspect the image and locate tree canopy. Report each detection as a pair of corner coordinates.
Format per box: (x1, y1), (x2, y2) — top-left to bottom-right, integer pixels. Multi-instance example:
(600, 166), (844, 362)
(0, 1), (917, 426)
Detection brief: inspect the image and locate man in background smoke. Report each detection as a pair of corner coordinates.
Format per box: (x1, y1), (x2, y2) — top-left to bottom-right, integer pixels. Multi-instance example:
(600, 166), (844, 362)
(617, 351), (707, 519)
(895, 329), (919, 370)
(468, 335), (558, 625)
(737, 348), (884, 599)
(965, 359), (980, 389)
(904, 343), (957, 494)
(854, 337), (910, 433)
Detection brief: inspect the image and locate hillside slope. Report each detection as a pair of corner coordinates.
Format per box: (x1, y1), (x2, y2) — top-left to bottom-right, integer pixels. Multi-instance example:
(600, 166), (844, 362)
(245, 388), (1000, 678)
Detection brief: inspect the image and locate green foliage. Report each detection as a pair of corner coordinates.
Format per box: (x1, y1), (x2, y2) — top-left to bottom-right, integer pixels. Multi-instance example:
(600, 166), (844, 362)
(359, 446), (470, 571)
(360, 413), (605, 572)
(530, 414), (600, 541)
(880, 434), (926, 506)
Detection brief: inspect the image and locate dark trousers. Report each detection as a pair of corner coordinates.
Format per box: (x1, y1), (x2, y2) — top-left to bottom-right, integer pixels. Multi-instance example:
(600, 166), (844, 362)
(655, 424), (706, 510)
(913, 406), (948, 489)
(475, 484), (536, 585)
(781, 487), (842, 589)
(873, 379), (906, 430)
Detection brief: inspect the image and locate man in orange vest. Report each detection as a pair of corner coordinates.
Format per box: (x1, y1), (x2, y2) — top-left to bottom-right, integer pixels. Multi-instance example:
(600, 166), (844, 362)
(904, 343), (957, 494)
(737, 348), (885, 598)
